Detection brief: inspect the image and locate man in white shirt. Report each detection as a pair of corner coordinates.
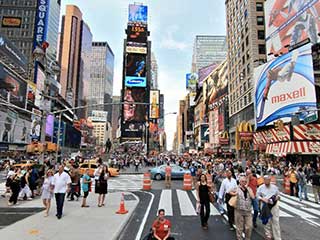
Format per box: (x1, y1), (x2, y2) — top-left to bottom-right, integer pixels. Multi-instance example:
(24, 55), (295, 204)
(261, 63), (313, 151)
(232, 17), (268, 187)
(218, 169), (237, 230)
(257, 175), (281, 240)
(53, 165), (71, 219)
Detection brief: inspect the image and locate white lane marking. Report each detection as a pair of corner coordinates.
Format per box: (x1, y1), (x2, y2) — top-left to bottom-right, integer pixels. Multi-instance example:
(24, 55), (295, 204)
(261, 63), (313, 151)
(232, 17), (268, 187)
(158, 190), (173, 216)
(135, 191), (154, 240)
(176, 190), (197, 216)
(280, 193), (320, 209)
(191, 190), (220, 216)
(279, 201), (318, 219)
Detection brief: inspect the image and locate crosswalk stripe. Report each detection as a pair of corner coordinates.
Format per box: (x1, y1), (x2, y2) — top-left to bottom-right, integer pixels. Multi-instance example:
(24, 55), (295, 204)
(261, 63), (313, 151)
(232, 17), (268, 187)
(280, 193), (320, 209)
(158, 189), (173, 216)
(176, 190), (197, 216)
(191, 190), (220, 216)
(279, 201), (318, 219)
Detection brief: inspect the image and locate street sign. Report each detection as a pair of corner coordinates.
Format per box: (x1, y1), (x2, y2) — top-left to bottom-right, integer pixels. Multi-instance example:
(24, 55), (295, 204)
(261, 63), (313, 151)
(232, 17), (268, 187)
(304, 113), (318, 124)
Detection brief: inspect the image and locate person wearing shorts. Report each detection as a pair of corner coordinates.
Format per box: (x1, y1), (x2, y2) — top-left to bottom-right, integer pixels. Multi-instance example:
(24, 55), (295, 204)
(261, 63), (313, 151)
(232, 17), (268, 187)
(165, 163), (172, 188)
(81, 169), (91, 207)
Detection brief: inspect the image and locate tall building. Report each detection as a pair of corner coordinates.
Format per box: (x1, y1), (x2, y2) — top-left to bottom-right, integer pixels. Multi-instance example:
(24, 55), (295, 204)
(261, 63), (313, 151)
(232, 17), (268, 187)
(77, 22), (92, 118)
(0, 0), (61, 71)
(111, 96), (121, 140)
(151, 52), (158, 89)
(88, 111), (111, 146)
(225, 0), (266, 149)
(191, 35), (227, 73)
(59, 5), (83, 107)
(89, 42), (114, 122)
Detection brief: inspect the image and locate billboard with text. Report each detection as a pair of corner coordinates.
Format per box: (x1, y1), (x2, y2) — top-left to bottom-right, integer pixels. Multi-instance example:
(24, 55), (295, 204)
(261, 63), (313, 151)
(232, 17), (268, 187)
(125, 54), (146, 87)
(128, 4), (148, 24)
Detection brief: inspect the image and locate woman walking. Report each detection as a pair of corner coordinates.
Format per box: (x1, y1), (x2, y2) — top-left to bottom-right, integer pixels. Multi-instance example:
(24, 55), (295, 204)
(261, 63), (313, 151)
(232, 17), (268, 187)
(196, 174), (211, 230)
(94, 164), (108, 207)
(41, 170), (54, 217)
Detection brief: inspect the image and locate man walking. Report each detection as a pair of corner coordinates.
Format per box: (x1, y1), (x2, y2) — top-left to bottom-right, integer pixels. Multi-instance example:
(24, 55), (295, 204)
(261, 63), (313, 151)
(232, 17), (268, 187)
(53, 165), (71, 219)
(310, 169), (320, 204)
(219, 169), (237, 230)
(257, 175), (281, 240)
(165, 162), (172, 188)
(246, 169), (258, 228)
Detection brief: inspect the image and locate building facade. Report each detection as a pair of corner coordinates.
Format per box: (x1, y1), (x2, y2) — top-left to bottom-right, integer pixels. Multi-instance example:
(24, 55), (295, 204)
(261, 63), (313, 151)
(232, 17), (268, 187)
(111, 96), (121, 141)
(89, 42), (114, 122)
(191, 35), (227, 73)
(225, 0), (267, 150)
(151, 52), (158, 89)
(58, 5), (83, 107)
(88, 110), (111, 146)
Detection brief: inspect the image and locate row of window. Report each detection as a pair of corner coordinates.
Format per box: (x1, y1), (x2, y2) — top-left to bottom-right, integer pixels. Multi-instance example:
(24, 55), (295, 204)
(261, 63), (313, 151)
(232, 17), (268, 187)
(230, 91), (252, 116)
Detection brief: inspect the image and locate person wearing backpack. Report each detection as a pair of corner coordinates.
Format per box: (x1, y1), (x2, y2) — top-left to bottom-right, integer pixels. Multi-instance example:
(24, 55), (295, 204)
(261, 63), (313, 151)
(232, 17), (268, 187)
(297, 167), (308, 201)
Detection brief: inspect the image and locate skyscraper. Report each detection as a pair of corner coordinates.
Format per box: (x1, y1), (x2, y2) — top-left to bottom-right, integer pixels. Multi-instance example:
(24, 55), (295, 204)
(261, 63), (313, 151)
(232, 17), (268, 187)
(191, 35), (227, 73)
(89, 42), (114, 122)
(59, 5), (83, 107)
(0, 0), (61, 71)
(151, 52), (158, 89)
(225, 0), (266, 149)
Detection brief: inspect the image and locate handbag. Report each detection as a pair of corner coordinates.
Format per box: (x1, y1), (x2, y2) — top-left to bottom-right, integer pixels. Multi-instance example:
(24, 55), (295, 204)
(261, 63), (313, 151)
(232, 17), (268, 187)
(228, 195), (237, 207)
(208, 191), (215, 203)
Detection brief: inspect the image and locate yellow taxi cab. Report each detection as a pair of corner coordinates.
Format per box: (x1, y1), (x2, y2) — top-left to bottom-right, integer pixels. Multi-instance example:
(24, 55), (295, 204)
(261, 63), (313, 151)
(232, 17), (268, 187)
(79, 163), (119, 177)
(13, 160), (36, 169)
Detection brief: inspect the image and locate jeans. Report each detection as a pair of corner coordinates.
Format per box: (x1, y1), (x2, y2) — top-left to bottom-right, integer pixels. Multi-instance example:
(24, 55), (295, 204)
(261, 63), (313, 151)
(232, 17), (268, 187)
(55, 193), (66, 217)
(252, 198), (259, 224)
(298, 184), (308, 201)
(225, 193), (235, 227)
(216, 192), (224, 213)
(200, 201), (210, 226)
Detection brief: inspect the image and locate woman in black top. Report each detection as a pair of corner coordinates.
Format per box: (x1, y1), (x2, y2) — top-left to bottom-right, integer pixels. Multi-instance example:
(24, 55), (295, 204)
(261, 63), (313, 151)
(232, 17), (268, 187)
(196, 174), (211, 230)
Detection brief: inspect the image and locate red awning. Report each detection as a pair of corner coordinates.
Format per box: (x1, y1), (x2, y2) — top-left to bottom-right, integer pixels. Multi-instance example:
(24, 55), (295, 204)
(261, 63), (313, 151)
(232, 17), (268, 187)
(266, 142), (292, 156)
(292, 141), (320, 154)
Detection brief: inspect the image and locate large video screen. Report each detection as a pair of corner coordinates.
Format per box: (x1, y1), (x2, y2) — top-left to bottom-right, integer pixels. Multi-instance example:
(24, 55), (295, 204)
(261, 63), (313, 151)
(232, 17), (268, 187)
(121, 122), (144, 139)
(123, 88), (147, 122)
(128, 4), (148, 24)
(125, 54), (146, 87)
(254, 44), (317, 127)
(265, 0), (320, 58)
(127, 23), (148, 44)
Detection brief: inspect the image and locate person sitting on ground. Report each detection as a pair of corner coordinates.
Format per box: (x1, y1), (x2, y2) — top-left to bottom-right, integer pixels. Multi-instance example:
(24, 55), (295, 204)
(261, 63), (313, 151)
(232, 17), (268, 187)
(151, 209), (174, 240)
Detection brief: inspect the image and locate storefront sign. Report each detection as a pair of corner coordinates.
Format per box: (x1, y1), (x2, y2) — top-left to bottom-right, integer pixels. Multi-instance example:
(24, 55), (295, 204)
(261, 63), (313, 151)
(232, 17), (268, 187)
(33, 0), (49, 46)
(1, 17), (22, 28)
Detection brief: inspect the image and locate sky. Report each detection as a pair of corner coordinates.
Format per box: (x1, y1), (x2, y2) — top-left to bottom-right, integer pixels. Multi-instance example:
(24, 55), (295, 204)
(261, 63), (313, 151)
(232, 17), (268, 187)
(61, 0), (227, 149)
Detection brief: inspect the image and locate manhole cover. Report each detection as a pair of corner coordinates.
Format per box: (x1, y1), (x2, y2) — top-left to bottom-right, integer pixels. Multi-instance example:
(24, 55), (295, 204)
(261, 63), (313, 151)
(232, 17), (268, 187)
(124, 194), (136, 201)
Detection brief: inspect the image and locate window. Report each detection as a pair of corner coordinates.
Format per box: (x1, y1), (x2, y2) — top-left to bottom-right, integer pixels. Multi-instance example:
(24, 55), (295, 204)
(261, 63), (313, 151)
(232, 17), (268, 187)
(258, 30), (265, 40)
(244, 95), (247, 106)
(259, 44), (266, 54)
(248, 92), (252, 103)
(257, 16), (264, 26)
(256, 2), (264, 12)
(246, 36), (249, 46)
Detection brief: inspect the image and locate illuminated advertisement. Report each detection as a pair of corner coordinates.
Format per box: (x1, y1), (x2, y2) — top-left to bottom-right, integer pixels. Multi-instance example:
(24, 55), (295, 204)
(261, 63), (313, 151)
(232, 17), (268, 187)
(128, 4), (148, 24)
(33, 0), (49, 47)
(123, 88), (147, 122)
(30, 109), (41, 141)
(265, 0), (320, 58)
(186, 73), (198, 90)
(254, 44), (317, 128)
(125, 54), (146, 87)
(200, 124), (210, 143)
(1, 17), (22, 28)
(45, 114), (54, 137)
(127, 23), (148, 44)
(27, 81), (36, 105)
(198, 63), (217, 87)
(150, 90), (160, 119)
(121, 122), (143, 139)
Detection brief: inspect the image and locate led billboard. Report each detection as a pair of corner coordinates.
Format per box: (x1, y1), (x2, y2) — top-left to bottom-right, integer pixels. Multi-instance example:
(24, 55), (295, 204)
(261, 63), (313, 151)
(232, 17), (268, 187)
(128, 4), (148, 24)
(254, 44), (317, 128)
(150, 90), (160, 119)
(265, 0), (320, 58)
(125, 54), (146, 87)
(186, 73), (198, 90)
(121, 122), (144, 139)
(123, 88), (147, 122)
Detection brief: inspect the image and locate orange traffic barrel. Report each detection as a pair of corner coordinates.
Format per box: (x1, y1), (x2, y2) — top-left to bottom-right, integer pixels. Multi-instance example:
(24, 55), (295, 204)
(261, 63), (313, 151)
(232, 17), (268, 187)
(284, 177), (290, 194)
(183, 173), (192, 191)
(143, 172), (152, 190)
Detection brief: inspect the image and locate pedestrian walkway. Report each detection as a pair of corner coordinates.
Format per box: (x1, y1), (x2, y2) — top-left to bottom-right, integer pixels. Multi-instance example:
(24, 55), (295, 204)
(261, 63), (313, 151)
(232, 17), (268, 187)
(151, 189), (320, 227)
(105, 175), (143, 192)
(0, 191), (139, 240)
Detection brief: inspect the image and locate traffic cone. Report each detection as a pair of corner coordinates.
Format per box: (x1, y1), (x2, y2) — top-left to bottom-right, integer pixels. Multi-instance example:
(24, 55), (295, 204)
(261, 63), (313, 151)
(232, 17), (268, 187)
(116, 193), (128, 214)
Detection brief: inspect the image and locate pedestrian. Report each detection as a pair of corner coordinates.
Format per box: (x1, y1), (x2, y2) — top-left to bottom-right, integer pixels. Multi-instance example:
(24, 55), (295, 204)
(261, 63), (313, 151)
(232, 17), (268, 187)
(219, 169), (237, 230)
(297, 167), (308, 201)
(135, 158), (140, 172)
(53, 165), (71, 219)
(18, 167), (32, 200)
(214, 170), (225, 214)
(190, 163), (197, 189)
(246, 169), (259, 228)
(196, 174), (211, 230)
(7, 170), (20, 206)
(257, 175), (282, 240)
(310, 169), (320, 204)
(289, 168), (298, 197)
(151, 209), (174, 240)
(41, 170), (54, 217)
(233, 175), (255, 240)
(81, 169), (91, 208)
(165, 162), (172, 188)
(68, 165), (80, 201)
(94, 164), (108, 207)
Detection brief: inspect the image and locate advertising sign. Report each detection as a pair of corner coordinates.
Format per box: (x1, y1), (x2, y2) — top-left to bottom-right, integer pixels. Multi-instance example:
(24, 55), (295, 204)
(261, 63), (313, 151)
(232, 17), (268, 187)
(1, 17), (22, 28)
(0, 110), (31, 144)
(123, 88), (147, 122)
(27, 81), (36, 105)
(150, 90), (160, 119)
(265, 0), (320, 58)
(121, 122), (143, 139)
(33, 0), (49, 47)
(30, 108), (41, 141)
(200, 124), (210, 143)
(45, 114), (54, 137)
(125, 54), (146, 87)
(128, 4), (148, 24)
(254, 44), (317, 127)
(126, 46), (147, 54)
(127, 23), (148, 44)
(198, 63), (217, 87)
(186, 73), (198, 90)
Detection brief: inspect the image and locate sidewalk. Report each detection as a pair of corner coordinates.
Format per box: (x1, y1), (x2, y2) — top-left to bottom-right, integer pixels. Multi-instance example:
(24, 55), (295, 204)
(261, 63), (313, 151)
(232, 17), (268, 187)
(0, 191), (139, 240)
(119, 165), (153, 175)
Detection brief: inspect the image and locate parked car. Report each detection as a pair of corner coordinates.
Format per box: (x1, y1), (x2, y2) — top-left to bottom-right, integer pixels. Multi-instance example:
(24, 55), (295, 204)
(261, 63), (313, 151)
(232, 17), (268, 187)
(78, 163), (119, 177)
(150, 164), (190, 180)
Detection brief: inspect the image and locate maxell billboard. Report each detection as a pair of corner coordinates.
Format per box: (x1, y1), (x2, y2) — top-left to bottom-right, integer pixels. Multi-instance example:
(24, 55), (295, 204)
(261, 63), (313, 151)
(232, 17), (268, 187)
(254, 44), (317, 128)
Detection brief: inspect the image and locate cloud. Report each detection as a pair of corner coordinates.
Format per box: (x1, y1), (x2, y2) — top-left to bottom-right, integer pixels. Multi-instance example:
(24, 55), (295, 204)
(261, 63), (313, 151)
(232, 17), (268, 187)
(159, 25), (190, 51)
